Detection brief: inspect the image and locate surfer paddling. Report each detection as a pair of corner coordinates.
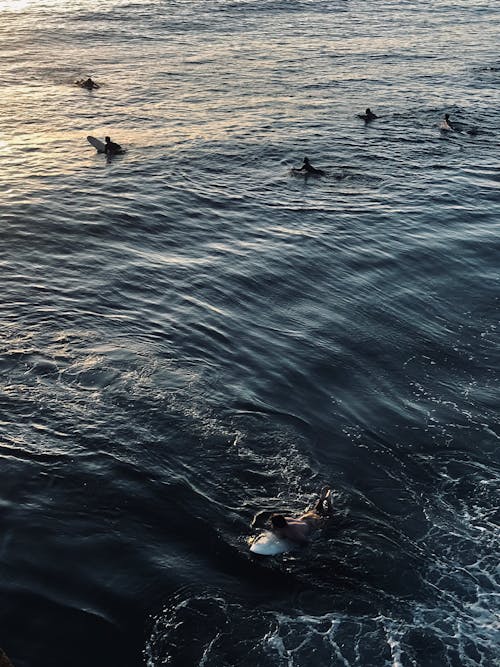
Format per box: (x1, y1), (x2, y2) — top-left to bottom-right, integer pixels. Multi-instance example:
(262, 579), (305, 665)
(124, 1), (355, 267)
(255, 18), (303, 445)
(269, 487), (332, 545)
(292, 157), (325, 177)
(76, 77), (99, 90)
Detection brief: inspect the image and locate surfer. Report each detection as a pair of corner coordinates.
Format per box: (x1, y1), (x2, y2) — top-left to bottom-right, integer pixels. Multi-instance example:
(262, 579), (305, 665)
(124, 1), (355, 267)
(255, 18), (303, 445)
(269, 487), (332, 545)
(76, 77), (99, 90)
(104, 136), (123, 156)
(443, 113), (455, 130)
(292, 157), (325, 177)
(359, 107), (378, 122)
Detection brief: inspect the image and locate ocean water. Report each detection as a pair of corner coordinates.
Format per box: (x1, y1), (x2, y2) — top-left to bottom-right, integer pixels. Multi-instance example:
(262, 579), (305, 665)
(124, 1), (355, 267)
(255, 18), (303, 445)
(0, 0), (499, 665)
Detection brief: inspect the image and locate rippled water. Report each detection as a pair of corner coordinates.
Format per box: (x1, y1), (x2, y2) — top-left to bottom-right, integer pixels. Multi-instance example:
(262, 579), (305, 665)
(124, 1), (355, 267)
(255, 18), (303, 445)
(1, 0), (499, 665)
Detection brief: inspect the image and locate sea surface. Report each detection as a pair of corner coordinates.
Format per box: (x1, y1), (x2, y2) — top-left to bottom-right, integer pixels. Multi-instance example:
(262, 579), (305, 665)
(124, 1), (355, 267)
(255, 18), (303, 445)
(0, 0), (499, 665)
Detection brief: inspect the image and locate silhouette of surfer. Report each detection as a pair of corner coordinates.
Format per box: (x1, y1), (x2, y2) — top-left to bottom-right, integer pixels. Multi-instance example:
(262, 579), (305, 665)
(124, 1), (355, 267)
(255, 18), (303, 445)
(292, 157), (325, 177)
(104, 136), (123, 156)
(359, 107), (378, 122)
(76, 77), (99, 90)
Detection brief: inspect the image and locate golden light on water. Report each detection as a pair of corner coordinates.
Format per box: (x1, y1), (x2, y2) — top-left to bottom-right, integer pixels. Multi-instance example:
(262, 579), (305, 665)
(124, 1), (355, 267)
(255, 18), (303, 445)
(0, 0), (34, 9)
(0, 0), (71, 10)
(0, 137), (12, 155)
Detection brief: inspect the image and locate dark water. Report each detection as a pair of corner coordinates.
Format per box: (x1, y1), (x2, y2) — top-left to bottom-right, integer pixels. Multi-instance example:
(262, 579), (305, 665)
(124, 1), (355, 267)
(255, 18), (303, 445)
(0, 0), (499, 665)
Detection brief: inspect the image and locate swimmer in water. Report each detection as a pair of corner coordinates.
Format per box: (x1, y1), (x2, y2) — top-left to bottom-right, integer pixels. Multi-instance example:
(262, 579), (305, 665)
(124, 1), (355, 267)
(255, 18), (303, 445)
(359, 107), (378, 121)
(269, 487), (332, 546)
(104, 136), (123, 156)
(293, 157), (326, 177)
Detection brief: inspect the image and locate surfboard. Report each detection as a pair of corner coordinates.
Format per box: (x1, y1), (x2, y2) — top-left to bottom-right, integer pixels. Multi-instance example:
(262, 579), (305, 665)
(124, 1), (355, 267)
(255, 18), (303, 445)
(87, 135), (106, 153)
(249, 531), (293, 556)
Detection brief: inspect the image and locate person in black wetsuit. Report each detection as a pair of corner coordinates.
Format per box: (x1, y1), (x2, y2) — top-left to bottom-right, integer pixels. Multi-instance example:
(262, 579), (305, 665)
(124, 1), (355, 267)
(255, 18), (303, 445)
(359, 107), (378, 121)
(293, 157), (325, 177)
(104, 136), (123, 156)
(77, 77), (99, 90)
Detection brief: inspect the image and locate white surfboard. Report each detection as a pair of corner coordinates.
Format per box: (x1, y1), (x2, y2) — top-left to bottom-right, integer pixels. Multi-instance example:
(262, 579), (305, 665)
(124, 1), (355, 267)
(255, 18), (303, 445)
(87, 135), (106, 152)
(440, 121), (453, 132)
(249, 531), (293, 556)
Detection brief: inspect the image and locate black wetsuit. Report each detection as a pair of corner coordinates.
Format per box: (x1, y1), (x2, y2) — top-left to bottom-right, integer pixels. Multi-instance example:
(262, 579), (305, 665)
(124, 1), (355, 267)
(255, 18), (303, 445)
(78, 79), (99, 90)
(299, 161), (325, 176)
(361, 110), (378, 121)
(292, 159), (325, 176)
(105, 141), (122, 156)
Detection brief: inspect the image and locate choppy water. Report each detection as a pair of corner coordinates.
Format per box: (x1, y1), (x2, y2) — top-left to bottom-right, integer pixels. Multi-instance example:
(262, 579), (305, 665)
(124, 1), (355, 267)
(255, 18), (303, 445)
(1, 0), (499, 665)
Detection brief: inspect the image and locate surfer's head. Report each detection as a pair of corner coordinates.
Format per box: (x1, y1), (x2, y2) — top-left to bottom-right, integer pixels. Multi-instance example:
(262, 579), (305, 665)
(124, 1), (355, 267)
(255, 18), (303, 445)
(303, 157), (310, 165)
(366, 108), (371, 114)
(445, 114), (450, 121)
(105, 136), (111, 143)
(271, 514), (287, 530)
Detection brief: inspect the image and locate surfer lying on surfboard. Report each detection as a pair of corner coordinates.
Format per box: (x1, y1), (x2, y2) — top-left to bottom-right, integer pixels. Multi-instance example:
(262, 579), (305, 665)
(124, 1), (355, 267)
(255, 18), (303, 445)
(76, 77), (100, 90)
(292, 157), (326, 177)
(269, 487), (332, 546)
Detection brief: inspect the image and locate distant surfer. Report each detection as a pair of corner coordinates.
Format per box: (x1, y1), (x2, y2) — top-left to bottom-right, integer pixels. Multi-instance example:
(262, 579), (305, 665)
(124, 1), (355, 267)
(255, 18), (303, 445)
(104, 136), (123, 156)
(441, 113), (455, 131)
(292, 157), (325, 177)
(359, 107), (378, 122)
(442, 114), (478, 135)
(269, 487), (332, 545)
(76, 77), (99, 90)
